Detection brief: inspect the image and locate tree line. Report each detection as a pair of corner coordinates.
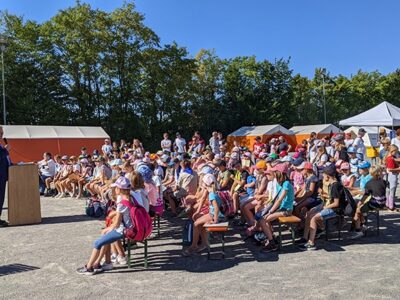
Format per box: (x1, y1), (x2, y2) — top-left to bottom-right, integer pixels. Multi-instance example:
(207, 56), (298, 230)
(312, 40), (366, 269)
(1, 2), (400, 150)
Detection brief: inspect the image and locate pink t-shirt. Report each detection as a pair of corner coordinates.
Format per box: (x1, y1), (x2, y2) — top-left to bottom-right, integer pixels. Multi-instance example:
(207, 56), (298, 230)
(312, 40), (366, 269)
(290, 170), (304, 192)
(144, 182), (158, 206)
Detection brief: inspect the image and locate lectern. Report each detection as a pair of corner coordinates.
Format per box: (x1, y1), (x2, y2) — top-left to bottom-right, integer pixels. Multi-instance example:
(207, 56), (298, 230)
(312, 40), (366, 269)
(8, 164), (41, 225)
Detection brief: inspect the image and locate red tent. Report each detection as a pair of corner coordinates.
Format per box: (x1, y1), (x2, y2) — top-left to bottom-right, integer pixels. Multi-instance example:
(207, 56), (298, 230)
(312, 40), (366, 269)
(3, 125), (110, 163)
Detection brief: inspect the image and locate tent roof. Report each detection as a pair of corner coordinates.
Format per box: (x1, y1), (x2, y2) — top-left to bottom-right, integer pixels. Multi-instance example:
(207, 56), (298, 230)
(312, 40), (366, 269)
(2, 125), (110, 139)
(228, 125), (293, 137)
(344, 126), (391, 134)
(290, 124), (340, 135)
(339, 101), (400, 127)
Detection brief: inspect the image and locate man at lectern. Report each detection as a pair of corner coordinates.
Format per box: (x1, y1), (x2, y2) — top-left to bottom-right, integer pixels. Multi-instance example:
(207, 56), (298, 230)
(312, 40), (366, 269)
(0, 126), (11, 227)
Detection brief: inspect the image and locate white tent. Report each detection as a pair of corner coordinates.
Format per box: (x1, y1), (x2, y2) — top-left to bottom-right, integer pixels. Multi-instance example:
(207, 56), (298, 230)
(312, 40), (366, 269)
(339, 101), (400, 127)
(228, 124), (293, 137)
(3, 125), (109, 139)
(290, 124), (340, 135)
(344, 126), (391, 147)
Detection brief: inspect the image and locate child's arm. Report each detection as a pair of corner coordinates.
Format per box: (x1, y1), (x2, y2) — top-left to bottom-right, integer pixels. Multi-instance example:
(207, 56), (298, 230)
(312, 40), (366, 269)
(324, 198), (339, 209)
(244, 181), (256, 189)
(211, 200), (219, 223)
(105, 212), (122, 232)
(269, 189), (287, 213)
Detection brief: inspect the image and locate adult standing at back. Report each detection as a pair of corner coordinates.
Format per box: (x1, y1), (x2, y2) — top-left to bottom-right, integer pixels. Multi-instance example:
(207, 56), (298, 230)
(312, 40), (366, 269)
(352, 128), (366, 161)
(101, 138), (113, 157)
(174, 132), (187, 155)
(209, 131), (220, 155)
(161, 133), (172, 153)
(390, 129), (400, 150)
(277, 136), (292, 153)
(0, 126), (11, 227)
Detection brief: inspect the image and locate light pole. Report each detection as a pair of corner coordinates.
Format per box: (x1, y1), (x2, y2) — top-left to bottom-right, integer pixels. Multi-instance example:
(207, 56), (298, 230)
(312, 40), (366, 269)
(319, 68), (327, 124)
(0, 36), (7, 125)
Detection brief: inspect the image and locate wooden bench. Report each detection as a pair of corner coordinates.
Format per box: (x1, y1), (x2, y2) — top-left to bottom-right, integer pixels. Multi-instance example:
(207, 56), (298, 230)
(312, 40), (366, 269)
(204, 222), (229, 260)
(276, 216), (301, 249)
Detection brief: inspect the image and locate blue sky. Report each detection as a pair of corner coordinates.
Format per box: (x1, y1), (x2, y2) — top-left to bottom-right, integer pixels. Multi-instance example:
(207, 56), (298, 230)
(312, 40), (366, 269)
(1, 0), (399, 77)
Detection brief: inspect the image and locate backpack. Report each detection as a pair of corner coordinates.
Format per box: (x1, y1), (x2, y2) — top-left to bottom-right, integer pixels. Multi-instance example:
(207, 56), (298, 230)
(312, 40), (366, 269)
(217, 190), (235, 217)
(343, 187), (357, 217)
(86, 198), (105, 218)
(121, 197), (153, 241)
(182, 219), (194, 246)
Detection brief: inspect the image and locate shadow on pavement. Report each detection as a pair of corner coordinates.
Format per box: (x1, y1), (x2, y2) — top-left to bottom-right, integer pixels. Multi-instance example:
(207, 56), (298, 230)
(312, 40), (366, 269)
(0, 264), (40, 277)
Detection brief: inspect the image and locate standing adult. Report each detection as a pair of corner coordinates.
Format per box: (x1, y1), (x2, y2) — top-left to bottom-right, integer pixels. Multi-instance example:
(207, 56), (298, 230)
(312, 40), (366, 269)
(161, 132), (172, 153)
(0, 126), (11, 227)
(390, 129), (400, 150)
(174, 132), (187, 155)
(352, 128), (366, 161)
(209, 131), (220, 155)
(277, 136), (292, 153)
(101, 138), (113, 157)
(38, 152), (56, 195)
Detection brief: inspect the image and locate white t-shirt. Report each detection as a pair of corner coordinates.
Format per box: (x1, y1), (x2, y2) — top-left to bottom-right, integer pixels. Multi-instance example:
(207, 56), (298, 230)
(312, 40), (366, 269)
(391, 137), (400, 149)
(152, 175), (163, 201)
(175, 138), (186, 153)
(345, 139), (354, 148)
(353, 137), (366, 156)
(161, 139), (172, 151)
(38, 159), (56, 177)
(102, 144), (113, 155)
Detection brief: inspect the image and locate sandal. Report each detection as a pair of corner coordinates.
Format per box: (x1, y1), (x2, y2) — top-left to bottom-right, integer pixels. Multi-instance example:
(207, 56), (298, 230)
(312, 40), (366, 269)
(196, 245), (208, 253)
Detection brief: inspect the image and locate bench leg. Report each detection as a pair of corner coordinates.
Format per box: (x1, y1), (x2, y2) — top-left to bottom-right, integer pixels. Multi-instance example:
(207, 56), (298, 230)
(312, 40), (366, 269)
(221, 233), (225, 259)
(278, 222), (282, 250)
(157, 215), (161, 236)
(207, 232), (211, 260)
(144, 240), (148, 269)
(376, 210), (380, 236)
(291, 224), (296, 245)
(325, 220), (329, 241)
(338, 216), (342, 241)
(127, 239), (131, 268)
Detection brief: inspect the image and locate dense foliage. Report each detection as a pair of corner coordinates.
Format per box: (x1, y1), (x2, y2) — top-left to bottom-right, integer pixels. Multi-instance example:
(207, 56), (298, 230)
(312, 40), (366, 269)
(1, 2), (400, 150)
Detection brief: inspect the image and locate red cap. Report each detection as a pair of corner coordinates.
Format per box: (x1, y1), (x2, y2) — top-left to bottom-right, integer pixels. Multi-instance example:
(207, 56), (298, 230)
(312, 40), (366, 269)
(271, 163), (289, 174)
(279, 151), (287, 158)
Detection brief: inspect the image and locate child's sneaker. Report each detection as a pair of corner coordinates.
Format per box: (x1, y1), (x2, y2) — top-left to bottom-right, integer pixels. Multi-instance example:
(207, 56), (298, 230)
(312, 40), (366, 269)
(117, 256), (127, 265)
(76, 266), (95, 276)
(101, 262), (113, 271)
(295, 237), (307, 245)
(299, 242), (316, 251)
(261, 240), (278, 253)
(111, 253), (118, 263)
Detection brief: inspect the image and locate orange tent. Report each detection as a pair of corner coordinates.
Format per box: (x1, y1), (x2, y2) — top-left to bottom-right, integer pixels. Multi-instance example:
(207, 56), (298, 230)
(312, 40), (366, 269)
(290, 124), (341, 145)
(227, 125), (296, 151)
(2, 125), (110, 163)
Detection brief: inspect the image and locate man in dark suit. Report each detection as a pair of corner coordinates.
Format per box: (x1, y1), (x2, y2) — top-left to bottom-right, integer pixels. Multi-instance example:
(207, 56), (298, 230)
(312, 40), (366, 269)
(0, 126), (11, 227)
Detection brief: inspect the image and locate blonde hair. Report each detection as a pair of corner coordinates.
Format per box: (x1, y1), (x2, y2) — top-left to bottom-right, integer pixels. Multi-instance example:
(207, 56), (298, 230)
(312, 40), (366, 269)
(129, 171), (145, 190)
(369, 165), (383, 179)
(383, 144), (398, 164)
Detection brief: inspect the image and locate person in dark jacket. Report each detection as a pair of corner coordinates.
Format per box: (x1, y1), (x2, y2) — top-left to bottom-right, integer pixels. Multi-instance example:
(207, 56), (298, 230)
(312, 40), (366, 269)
(0, 126), (11, 227)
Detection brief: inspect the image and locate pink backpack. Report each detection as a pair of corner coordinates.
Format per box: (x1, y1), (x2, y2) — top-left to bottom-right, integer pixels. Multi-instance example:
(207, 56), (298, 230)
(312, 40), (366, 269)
(121, 198), (153, 241)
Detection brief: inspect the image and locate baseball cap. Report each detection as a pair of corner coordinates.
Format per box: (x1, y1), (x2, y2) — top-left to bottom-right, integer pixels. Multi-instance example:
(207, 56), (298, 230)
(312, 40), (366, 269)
(316, 141), (325, 147)
(358, 161), (371, 169)
(230, 152), (239, 160)
(303, 162), (313, 170)
(156, 150), (164, 156)
(80, 158), (89, 164)
(111, 176), (131, 190)
(243, 151), (251, 158)
(200, 165), (214, 175)
(292, 157), (304, 166)
(280, 155), (293, 163)
(202, 174), (215, 186)
(279, 151), (288, 158)
(347, 146), (356, 153)
(255, 160), (267, 170)
(128, 148), (134, 153)
(269, 153), (279, 160)
(259, 152), (268, 159)
(333, 134), (344, 141)
(61, 155), (69, 160)
(323, 165), (336, 177)
(358, 128), (366, 134)
(296, 162), (305, 169)
(137, 165), (153, 183)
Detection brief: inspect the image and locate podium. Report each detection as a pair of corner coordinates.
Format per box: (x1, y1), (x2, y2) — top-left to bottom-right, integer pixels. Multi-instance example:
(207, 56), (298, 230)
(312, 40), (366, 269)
(8, 164), (41, 225)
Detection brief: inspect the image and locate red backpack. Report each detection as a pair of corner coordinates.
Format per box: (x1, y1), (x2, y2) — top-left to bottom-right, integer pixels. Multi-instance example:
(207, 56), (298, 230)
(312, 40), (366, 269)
(121, 197), (153, 241)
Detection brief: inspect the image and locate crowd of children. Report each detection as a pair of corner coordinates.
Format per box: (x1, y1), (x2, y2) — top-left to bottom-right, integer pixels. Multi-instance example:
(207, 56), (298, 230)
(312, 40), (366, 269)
(36, 129), (399, 274)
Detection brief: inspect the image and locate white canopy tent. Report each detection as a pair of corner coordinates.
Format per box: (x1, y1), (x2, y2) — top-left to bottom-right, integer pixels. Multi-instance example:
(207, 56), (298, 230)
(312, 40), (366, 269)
(339, 101), (400, 127)
(228, 125), (293, 137)
(290, 124), (340, 135)
(344, 126), (391, 147)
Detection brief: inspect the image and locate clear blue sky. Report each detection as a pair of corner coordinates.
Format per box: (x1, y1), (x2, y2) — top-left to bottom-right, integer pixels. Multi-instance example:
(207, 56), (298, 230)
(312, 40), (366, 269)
(1, 0), (399, 77)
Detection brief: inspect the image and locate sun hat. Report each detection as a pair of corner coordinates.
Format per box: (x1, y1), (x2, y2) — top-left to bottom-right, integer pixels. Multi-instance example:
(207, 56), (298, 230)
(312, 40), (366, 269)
(255, 160), (267, 170)
(340, 162), (350, 170)
(202, 173), (215, 186)
(271, 163), (289, 174)
(111, 176), (131, 190)
(358, 161), (371, 169)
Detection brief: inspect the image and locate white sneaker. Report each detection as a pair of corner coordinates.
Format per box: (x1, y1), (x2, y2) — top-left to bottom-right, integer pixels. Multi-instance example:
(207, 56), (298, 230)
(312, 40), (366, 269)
(111, 254), (118, 264)
(350, 231), (364, 240)
(101, 262), (113, 271)
(59, 193), (67, 198)
(117, 256), (127, 265)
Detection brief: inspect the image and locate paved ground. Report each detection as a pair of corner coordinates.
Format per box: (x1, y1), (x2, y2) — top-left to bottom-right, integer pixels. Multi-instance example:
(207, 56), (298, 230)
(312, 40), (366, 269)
(1, 195), (400, 300)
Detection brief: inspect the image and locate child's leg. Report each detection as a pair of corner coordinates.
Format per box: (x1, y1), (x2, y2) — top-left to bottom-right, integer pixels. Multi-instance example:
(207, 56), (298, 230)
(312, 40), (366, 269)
(262, 212), (285, 241)
(242, 201), (257, 227)
(190, 214), (213, 250)
(232, 192), (239, 214)
(308, 213), (323, 244)
(114, 240), (125, 258)
(199, 227), (208, 247)
(87, 230), (123, 268)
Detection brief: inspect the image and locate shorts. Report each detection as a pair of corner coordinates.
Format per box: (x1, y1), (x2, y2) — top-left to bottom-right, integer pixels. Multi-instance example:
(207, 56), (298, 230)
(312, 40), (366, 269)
(209, 213), (226, 223)
(320, 208), (337, 220)
(239, 194), (253, 207)
(93, 229), (123, 250)
(275, 208), (292, 217)
(305, 198), (323, 210)
(255, 203), (273, 221)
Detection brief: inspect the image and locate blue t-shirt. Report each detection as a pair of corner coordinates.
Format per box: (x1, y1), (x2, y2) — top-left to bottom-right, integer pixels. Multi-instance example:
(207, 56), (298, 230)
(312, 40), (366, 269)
(246, 175), (256, 196)
(279, 181), (295, 211)
(209, 192), (224, 219)
(360, 174), (372, 191)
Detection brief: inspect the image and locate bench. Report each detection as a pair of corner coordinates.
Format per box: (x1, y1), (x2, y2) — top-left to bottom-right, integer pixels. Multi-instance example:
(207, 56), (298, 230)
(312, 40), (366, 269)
(125, 238), (149, 269)
(324, 214), (344, 241)
(204, 222), (229, 260)
(276, 216), (301, 249)
(152, 214), (161, 237)
(364, 209), (380, 237)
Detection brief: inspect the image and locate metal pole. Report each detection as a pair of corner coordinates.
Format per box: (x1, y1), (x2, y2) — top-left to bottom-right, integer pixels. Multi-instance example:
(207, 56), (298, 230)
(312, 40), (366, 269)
(322, 74), (326, 124)
(1, 50), (5, 125)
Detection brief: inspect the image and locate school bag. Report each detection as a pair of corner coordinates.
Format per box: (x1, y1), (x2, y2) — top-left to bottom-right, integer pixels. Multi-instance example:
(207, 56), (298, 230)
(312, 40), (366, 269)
(182, 219), (194, 246)
(343, 187), (357, 217)
(121, 197), (153, 241)
(217, 190), (235, 217)
(85, 198), (105, 218)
